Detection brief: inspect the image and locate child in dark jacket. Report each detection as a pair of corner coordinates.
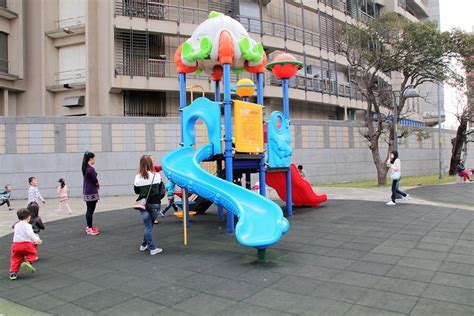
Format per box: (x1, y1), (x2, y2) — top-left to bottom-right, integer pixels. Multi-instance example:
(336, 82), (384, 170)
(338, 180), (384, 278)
(27, 202), (45, 235)
(0, 184), (13, 210)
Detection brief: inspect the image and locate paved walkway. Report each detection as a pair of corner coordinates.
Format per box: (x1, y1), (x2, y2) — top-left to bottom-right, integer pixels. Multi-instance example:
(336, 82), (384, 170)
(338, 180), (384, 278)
(1, 185), (473, 315)
(407, 183), (474, 207)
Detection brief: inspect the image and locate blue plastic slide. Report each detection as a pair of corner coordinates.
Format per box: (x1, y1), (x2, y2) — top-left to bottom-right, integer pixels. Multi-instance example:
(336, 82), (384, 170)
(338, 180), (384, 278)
(162, 144), (289, 249)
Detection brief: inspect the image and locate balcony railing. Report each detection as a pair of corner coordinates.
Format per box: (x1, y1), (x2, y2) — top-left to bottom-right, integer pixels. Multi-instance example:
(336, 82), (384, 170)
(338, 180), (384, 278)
(53, 69), (86, 85)
(115, 1), (209, 25)
(0, 57), (8, 74)
(55, 16), (85, 29)
(115, 59), (365, 101)
(320, 0), (347, 13)
(115, 2), (321, 48)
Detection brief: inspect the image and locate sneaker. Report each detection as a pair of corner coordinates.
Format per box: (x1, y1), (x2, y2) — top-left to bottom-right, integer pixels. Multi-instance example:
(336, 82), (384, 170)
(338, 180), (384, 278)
(8, 208), (14, 211)
(403, 194), (410, 200)
(9, 272), (17, 280)
(140, 245), (148, 251)
(150, 248), (163, 255)
(159, 210), (165, 217)
(20, 261), (36, 273)
(86, 227), (100, 236)
(153, 220), (159, 224)
(85, 226), (100, 232)
(386, 201), (396, 206)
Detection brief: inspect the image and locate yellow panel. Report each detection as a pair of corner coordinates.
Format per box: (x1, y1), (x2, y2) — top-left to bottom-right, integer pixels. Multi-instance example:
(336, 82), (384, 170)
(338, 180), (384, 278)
(234, 100), (264, 153)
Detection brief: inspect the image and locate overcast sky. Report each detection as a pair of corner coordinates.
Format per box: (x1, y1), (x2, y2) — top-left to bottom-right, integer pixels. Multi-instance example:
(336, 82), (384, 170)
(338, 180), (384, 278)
(439, 0), (473, 128)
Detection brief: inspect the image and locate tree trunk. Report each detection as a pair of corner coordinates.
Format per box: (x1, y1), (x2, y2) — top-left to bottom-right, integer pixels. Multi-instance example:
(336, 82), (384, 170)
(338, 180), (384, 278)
(368, 134), (390, 186)
(449, 117), (468, 175)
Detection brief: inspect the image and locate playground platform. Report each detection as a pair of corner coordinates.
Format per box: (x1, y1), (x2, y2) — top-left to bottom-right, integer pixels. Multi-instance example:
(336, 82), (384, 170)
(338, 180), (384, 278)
(1, 188), (474, 315)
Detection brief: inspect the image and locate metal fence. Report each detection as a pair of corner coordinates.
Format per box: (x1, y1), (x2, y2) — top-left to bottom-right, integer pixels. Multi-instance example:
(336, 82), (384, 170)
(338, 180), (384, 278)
(55, 16), (85, 29)
(53, 69), (86, 85)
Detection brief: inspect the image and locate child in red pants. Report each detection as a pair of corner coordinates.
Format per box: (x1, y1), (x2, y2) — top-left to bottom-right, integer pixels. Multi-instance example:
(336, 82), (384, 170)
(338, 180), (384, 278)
(9, 208), (42, 280)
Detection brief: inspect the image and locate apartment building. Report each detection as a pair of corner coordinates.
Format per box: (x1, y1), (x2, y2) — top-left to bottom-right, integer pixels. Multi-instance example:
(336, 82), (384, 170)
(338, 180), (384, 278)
(0, 0), (23, 116)
(0, 0), (442, 125)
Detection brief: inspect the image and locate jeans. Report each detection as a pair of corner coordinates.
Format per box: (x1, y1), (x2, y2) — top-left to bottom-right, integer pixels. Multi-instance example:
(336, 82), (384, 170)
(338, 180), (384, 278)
(391, 179), (407, 202)
(141, 203), (160, 250)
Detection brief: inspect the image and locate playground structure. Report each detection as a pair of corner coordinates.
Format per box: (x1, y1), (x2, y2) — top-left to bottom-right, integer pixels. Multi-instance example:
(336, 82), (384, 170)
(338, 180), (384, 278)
(161, 11), (326, 259)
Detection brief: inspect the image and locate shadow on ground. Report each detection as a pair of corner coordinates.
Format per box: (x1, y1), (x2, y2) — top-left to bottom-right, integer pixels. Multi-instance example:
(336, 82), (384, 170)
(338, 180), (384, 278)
(1, 200), (474, 315)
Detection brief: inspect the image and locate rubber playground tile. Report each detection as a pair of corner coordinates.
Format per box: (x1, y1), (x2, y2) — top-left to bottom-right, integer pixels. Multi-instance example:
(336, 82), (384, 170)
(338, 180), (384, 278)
(421, 284), (474, 306)
(410, 298), (474, 316)
(48, 281), (105, 302)
(269, 275), (323, 295)
(174, 293), (237, 315)
(385, 265), (436, 283)
(98, 297), (167, 316)
(242, 288), (312, 312)
(219, 302), (294, 316)
(345, 260), (393, 276)
(396, 257), (443, 271)
(140, 285), (200, 307)
(47, 303), (96, 316)
(431, 271), (474, 290)
(438, 261), (474, 277)
(16, 293), (68, 312)
(310, 282), (370, 304)
(344, 304), (405, 316)
(330, 271), (381, 288)
(174, 272), (228, 292)
(203, 278), (264, 301)
(285, 295), (352, 316)
(71, 289), (134, 313)
(372, 277), (428, 297)
(356, 289), (418, 314)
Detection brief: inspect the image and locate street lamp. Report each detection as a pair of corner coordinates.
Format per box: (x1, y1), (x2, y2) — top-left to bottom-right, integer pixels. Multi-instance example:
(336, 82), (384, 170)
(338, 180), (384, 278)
(392, 86), (420, 151)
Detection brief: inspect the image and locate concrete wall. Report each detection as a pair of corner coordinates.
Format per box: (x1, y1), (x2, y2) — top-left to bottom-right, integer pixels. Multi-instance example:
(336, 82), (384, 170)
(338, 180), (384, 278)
(0, 117), (472, 201)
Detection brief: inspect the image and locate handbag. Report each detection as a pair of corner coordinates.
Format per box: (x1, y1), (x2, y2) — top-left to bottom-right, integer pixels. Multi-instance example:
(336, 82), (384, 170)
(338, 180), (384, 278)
(133, 173), (156, 211)
(391, 171), (401, 180)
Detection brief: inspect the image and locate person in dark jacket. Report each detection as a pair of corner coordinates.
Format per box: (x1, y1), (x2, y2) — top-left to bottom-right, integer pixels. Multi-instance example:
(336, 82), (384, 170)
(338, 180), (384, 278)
(82, 151), (100, 236)
(27, 202), (45, 235)
(134, 155), (163, 255)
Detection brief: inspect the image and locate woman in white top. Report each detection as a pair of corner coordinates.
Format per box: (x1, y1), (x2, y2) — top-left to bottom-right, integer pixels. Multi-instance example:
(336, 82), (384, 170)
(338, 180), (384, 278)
(386, 151), (409, 205)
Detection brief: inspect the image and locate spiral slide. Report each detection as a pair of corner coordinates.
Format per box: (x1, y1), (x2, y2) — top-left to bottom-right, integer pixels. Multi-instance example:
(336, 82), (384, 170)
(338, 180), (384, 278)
(266, 164), (327, 207)
(162, 144), (289, 248)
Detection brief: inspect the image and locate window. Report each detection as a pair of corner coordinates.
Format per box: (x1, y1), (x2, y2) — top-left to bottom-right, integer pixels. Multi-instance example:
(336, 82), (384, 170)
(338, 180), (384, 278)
(0, 32), (7, 73)
(58, 44), (86, 84)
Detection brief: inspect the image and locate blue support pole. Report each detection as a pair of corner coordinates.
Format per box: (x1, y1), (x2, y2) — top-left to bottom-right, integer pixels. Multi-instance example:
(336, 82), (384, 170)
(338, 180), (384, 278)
(257, 72), (267, 197)
(223, 64), (234, 233)
(179, 73), (190, 227)
(282, 78), (292, 217)
(214, 79), (224, 222)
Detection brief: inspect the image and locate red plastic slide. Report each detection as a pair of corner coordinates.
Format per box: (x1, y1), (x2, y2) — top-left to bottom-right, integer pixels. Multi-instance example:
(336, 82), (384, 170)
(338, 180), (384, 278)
(266, 164), (327, 207)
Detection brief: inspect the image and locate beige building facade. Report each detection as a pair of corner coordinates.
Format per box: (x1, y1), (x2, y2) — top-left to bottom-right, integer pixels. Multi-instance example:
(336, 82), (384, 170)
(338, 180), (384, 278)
(0, 0), (441, 124)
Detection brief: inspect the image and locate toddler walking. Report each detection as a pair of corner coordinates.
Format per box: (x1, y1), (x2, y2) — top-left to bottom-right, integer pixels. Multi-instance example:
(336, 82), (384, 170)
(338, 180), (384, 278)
(0, 184), (14, 210)
(9, 208), (42, 280)
(57, 178), (72, 215)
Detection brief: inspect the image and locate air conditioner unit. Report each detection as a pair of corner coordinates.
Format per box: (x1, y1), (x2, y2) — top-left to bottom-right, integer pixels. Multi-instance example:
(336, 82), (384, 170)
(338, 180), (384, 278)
(306, 65), (320, 77)
(63, 96), (84, 107)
